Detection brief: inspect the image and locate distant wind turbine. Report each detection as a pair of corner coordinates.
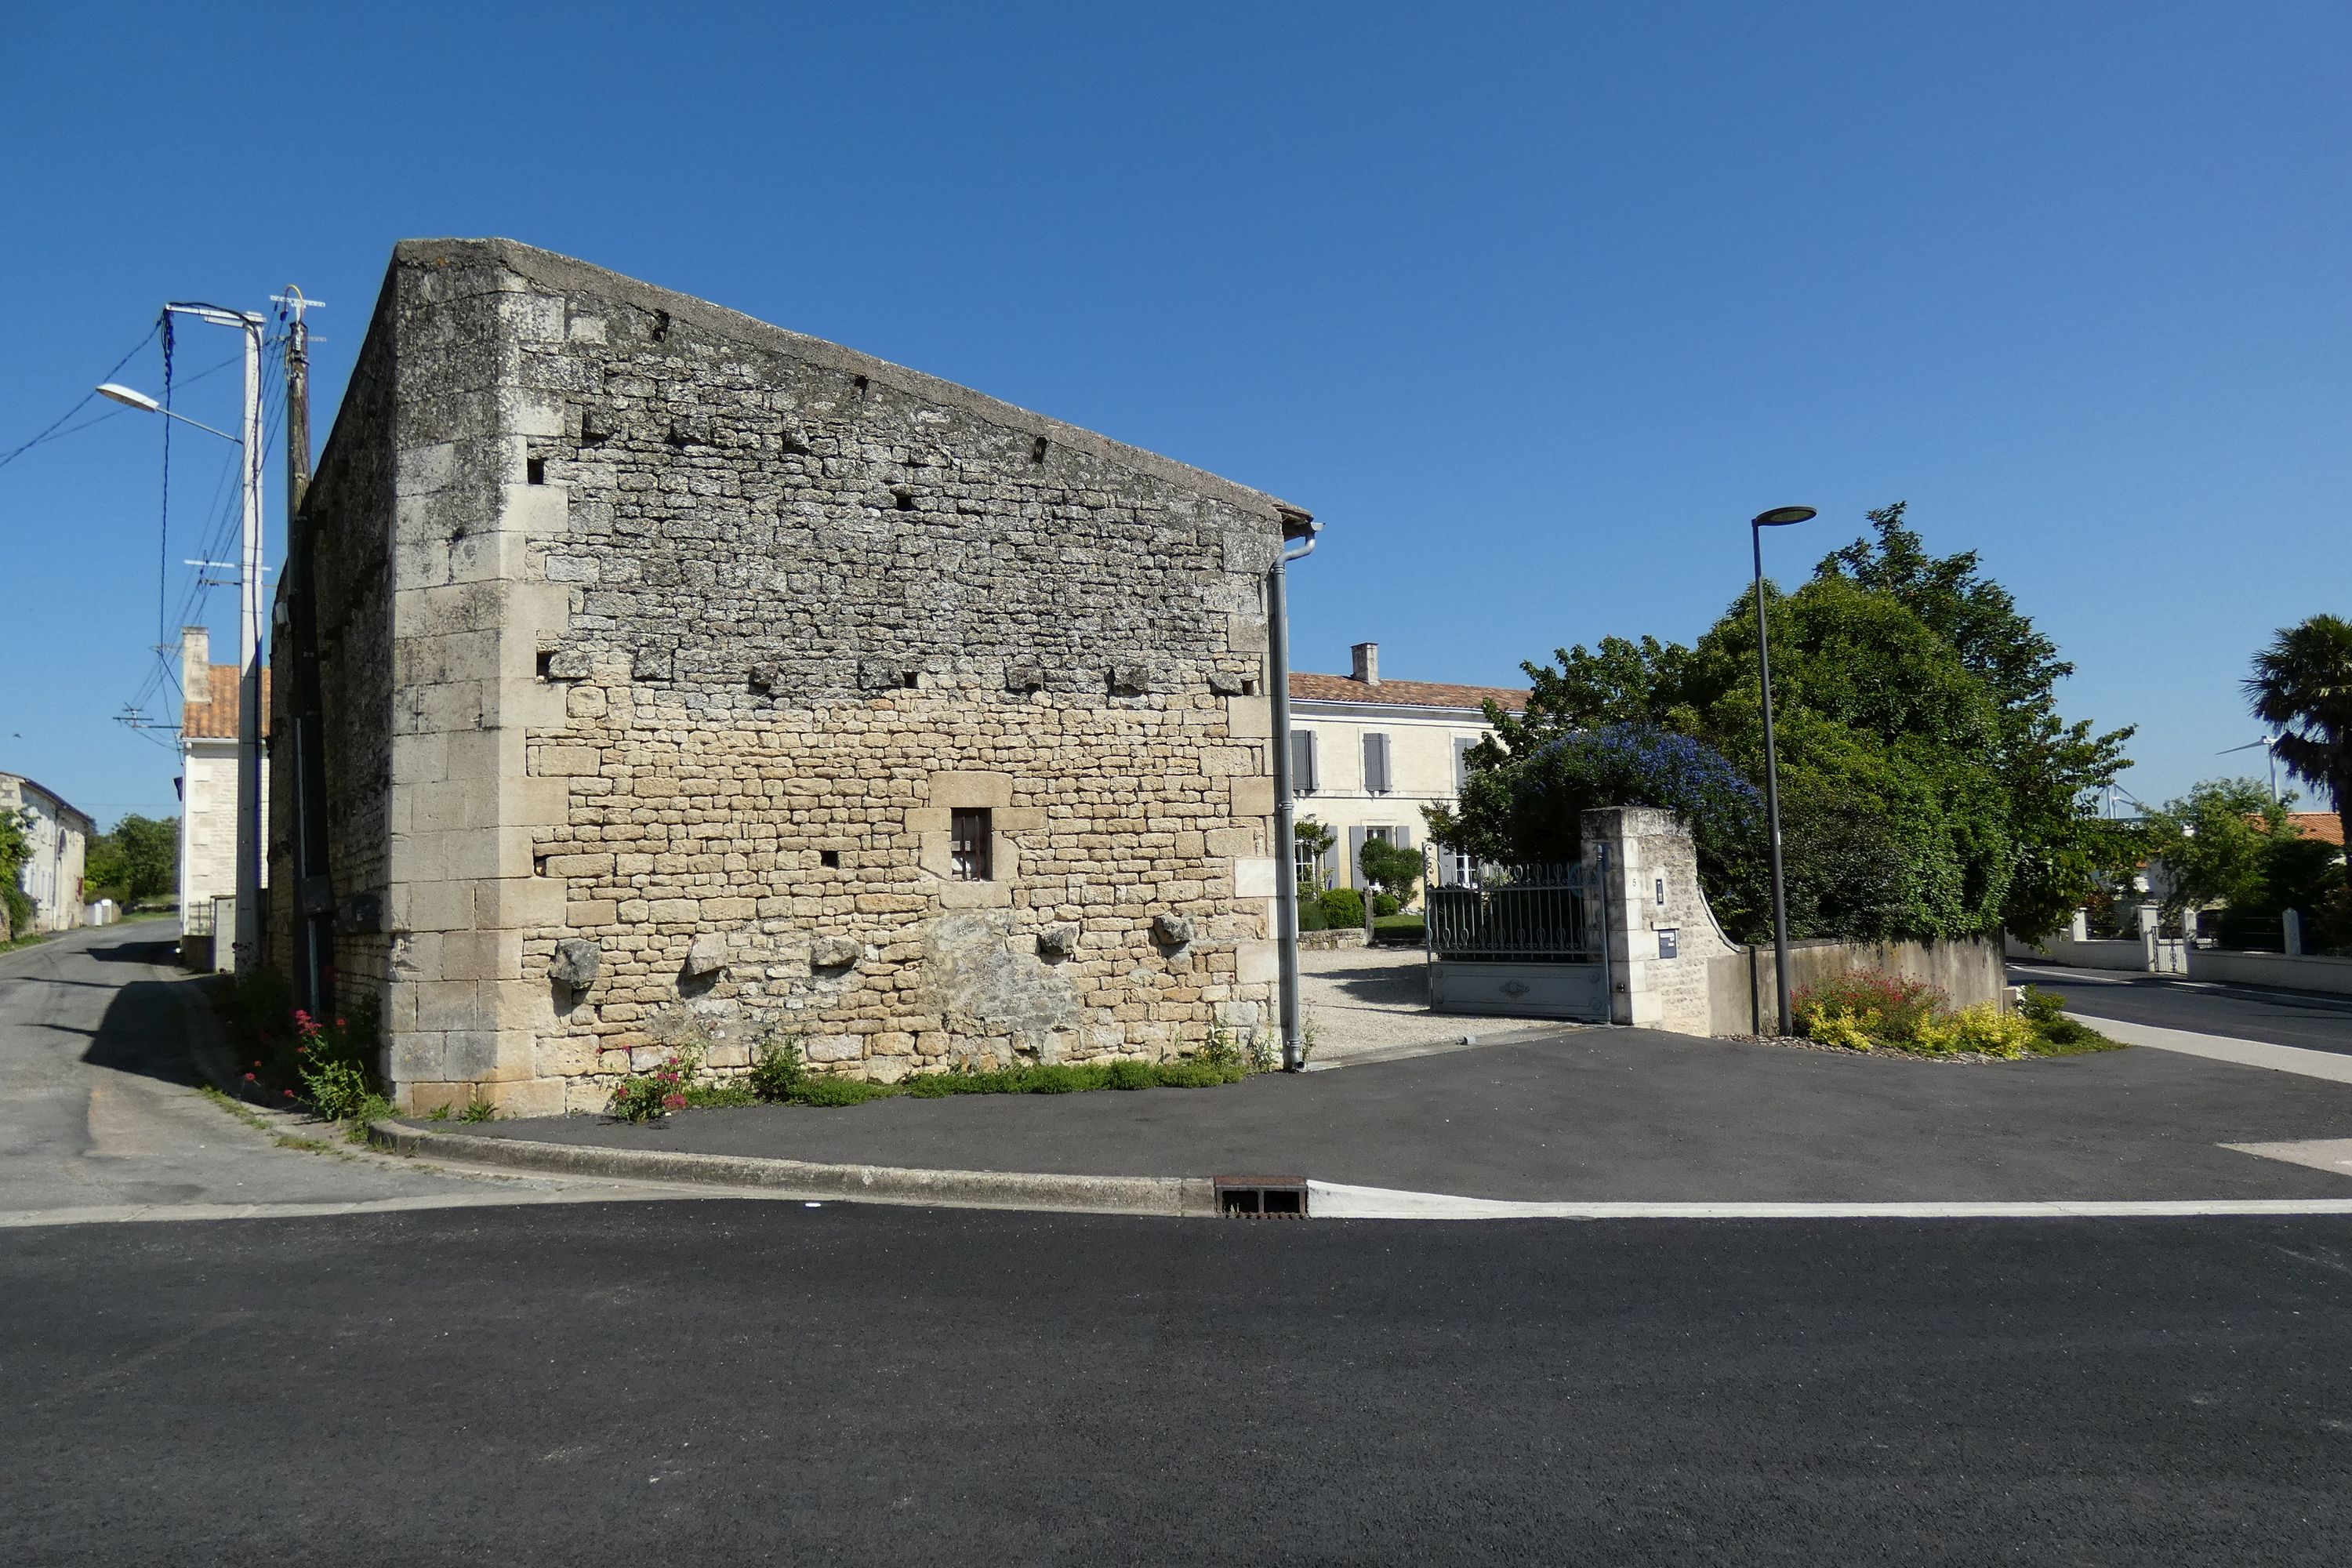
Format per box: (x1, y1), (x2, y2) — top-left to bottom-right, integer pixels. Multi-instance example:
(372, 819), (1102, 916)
(2218, 735), (2282, 801)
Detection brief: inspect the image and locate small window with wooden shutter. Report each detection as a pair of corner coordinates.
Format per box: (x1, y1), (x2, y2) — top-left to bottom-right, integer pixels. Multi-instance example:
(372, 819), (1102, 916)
(1363, 731), (1392, 794)
(1290, 729), (1319, 794)
(1454, 735), (1476, 793)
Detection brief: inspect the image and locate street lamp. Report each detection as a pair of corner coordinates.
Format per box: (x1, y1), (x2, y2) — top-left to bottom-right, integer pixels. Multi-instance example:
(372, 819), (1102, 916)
(98, 302), (269, 975)
(96, 383), (241, 444)
(1751, 505), (1816, 1036)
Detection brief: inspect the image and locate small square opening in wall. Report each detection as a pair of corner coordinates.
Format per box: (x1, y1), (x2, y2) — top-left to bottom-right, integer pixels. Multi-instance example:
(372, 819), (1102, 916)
(820, 849), (840, 869)
(535, 651), (555, 681)
(949, 808), (992, 881)
(526, 456), (547, 485)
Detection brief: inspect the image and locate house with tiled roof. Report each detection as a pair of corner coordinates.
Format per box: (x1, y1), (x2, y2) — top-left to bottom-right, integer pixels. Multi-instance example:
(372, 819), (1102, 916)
(2281, 811), (2345, 847)
(1287, 642), (1528, 894)
(176, 626), (269, 934)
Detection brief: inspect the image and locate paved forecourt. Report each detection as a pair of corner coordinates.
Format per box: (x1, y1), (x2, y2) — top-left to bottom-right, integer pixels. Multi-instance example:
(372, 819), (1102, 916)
(454, 1025), (2352, 1206)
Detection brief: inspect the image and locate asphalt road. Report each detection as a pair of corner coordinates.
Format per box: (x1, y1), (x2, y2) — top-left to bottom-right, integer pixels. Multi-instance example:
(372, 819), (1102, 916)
(8, 1200), (2352, 1565)
(2009, 959), (2352, 1056)
(474, 1026), (2352, 1203)
(0, 924), (644, 1218)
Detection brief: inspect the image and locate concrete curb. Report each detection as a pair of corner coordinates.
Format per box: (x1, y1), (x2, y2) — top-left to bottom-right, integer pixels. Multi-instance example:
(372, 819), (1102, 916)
(368, 1119), (1218, 1218)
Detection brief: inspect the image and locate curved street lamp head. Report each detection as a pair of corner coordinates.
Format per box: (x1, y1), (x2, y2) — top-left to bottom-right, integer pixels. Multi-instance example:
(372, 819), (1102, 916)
(96, 383), (162, 412)
(1752, 506), (1817, 527)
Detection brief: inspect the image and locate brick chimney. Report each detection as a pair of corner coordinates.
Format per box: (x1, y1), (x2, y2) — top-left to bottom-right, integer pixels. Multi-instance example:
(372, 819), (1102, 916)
(1351, 641), (1380, 687)
(180, 626), (210, 706)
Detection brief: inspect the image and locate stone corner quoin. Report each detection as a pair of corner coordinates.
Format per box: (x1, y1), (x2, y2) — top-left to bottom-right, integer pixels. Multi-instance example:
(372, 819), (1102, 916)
(266, 237), (1305, 1116)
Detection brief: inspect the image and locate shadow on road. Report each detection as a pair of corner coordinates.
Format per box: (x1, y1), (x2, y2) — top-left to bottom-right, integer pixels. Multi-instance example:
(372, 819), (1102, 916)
(83, 937), (183, 967)
(1309, 958), (1434, 1008)
(78, 969), (208, 1091)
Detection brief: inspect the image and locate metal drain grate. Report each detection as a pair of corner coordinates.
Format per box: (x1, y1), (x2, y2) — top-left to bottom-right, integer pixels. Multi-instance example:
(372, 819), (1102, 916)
(1214, 1174), (1309, 1218)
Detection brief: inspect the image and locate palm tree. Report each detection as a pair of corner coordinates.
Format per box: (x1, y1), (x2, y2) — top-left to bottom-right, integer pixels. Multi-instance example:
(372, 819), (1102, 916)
(2245, 615), (2352, 822)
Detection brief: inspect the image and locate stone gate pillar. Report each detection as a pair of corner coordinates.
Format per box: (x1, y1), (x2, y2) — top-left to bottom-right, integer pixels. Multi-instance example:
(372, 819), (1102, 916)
(1579, 807), (1737, 1033)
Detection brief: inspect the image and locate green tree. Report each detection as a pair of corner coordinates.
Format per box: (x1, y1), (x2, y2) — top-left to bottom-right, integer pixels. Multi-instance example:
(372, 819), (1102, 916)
(2141, 779), (2285, 921)
(1358, 836), (1427, 911)
(1293, 817), (1336, 895)
(0, 808), (31, 940)
(1817, 504), (2137, 937)
(85, 814), (178, 905)
(2245, 614), (2352, 821)
(1442, 506), (2133, 942)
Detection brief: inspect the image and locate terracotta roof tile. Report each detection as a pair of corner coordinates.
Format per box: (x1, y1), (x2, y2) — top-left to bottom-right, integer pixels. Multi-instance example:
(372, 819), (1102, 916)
(2285, 811), (2344, 846)
(183, 665), (270, 740)
(1289, 671), (1527, 713)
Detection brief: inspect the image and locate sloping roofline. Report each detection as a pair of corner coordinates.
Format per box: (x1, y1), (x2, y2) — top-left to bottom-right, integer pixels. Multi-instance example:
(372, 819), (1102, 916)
(369, 238), (1312, 528)
(0, 771), (95, 829)
(1288, 671), (1528, 713)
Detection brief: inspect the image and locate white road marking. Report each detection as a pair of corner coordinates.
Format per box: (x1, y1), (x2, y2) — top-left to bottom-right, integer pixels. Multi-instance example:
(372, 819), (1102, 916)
(2225, 1139), (2352, 1178)
(1306, 1181), (2352, 1221)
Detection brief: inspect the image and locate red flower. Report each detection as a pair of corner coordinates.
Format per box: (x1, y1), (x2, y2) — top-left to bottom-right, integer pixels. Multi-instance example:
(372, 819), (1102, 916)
(243, 1072), (256, 1081)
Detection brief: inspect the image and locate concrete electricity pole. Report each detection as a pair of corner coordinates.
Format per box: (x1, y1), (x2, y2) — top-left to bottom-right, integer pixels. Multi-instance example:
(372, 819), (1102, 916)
(101, 302), (269, 971)
(273, 288), (327, 1008)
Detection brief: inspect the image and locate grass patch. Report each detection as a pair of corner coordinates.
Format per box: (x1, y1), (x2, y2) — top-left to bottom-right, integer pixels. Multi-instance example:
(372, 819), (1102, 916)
(605, 1027), (1267, 1120)
(197, 1083), (351, 1157)
(199, 1082), (272, 1131)
(2016, 987), (2126, 1055)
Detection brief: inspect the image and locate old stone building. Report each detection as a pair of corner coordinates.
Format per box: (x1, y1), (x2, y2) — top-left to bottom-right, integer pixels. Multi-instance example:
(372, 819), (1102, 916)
(271, 239), (1308, 1115)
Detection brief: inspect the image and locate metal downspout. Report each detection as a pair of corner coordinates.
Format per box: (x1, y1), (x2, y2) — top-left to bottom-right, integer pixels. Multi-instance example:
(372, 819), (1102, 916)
(1268, 512), (1320, 1069)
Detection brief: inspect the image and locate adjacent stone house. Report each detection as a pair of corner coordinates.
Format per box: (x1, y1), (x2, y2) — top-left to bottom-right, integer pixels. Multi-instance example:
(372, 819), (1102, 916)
(0, 771), (92, 933)
(270, 239), (1308, 1115)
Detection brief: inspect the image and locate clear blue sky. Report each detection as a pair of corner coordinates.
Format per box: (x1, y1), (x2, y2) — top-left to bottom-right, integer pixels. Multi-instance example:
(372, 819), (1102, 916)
(4, 2), (2346, 827)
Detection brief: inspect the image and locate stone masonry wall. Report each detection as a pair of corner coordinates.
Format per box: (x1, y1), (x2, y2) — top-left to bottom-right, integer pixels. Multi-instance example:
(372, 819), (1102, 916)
(269, 273), (402, 1009)
(332, 240), (1294, 1114)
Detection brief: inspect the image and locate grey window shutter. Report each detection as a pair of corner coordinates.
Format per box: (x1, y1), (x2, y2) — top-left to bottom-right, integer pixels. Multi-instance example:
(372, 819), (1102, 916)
(1454, 736), (1475, 792)
(1363, 732), (1390, 793)
(1346, 827), (1368, 889)
(1320, 839), (1341, 889)
(1291, 730), (1317, 793)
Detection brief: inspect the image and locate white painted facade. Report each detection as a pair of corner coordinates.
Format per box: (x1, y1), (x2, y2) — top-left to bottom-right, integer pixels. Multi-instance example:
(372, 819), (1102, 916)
(176, 626), (268, 931)
(1286, 642), (1525, 898)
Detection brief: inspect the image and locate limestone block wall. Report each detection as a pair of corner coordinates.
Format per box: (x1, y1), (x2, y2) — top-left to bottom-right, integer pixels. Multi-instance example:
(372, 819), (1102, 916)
(297, 239), (1298, 1113)
(270, 271), (401, 1011)
(1581, 807), (1739, 1033)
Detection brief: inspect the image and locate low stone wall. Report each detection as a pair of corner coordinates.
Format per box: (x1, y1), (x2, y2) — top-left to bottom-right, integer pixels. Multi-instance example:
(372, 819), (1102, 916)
(1708, 937), (2008, 1036)
(2187, 948), (2352, 996)
(2004, 932), (2147, 971)
(2003, 931), (2186, 975)
(1298, 928), (1369, 952)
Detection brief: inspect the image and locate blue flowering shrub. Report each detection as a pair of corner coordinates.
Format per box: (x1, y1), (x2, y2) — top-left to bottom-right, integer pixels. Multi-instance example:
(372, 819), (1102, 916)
(1430, 722), (1762, 907)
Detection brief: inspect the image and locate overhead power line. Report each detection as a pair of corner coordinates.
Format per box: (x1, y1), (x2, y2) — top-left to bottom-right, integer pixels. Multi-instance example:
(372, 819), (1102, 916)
(0, 322), (162, 473)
